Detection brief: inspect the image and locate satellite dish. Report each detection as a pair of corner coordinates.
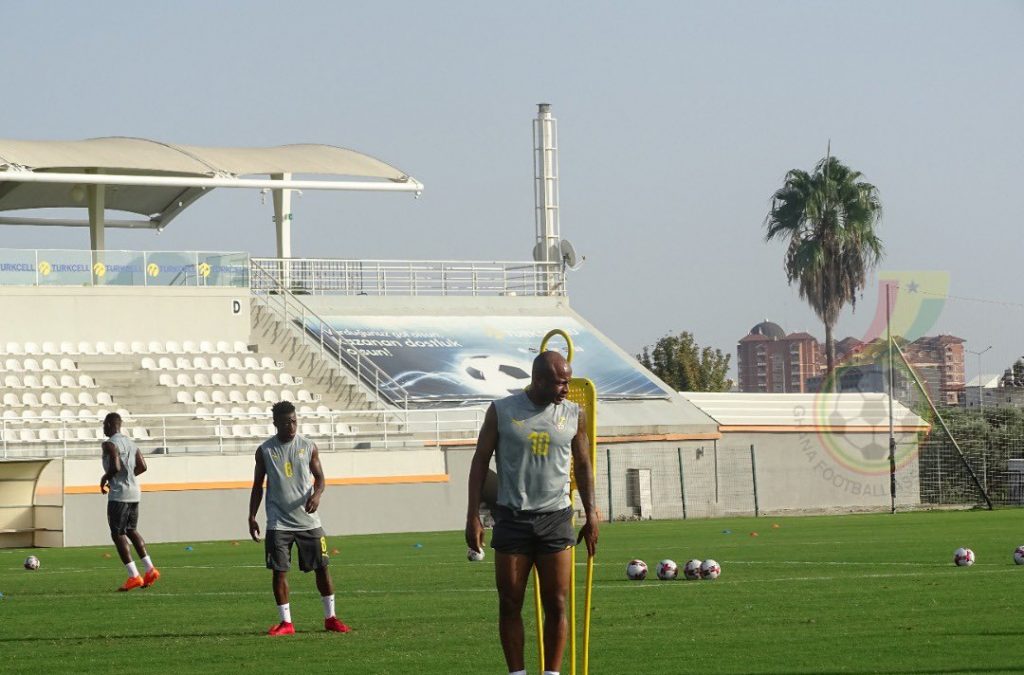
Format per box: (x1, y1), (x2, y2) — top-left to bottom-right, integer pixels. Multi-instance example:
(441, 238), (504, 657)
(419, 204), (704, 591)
(532, 241), (560, 262)
(560, 239), (584, 270)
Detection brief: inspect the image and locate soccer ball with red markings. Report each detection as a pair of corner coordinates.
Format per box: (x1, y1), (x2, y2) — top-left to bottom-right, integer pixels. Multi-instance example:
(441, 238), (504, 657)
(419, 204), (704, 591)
(626, 559), (648, 580)
(467, 547), (485, 562)
(699, 559), (721, 580)
(1014, 546), (1024, 566)
(953, 548), (975, 567)
(683, 559), (703, 580)
(656, 559), (678, 580)
(23, 555), (40, 570)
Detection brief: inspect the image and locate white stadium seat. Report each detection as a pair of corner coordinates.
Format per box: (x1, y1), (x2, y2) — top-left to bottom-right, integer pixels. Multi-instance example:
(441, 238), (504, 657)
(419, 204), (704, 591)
(199, 341), (215, 354)
(60, 375), (76, 388)
(22, 392), (41, 407)
(24, 342), (42, 356)
(78, 392), (96, 407)
(4, 374), (22, 389)
(211, 391), (228, 405)
(41, 374), (58, 388)
(78, 375), (97, 388)
(141, 357), (157, 370)
(60, 341), (78, 355)
(132, 427), (150, 440)
(182, 341), (198, 353)
(4, 358), (23, 372)
(41, 341), (58, 354)
(245, 390), (262, 404)
(177, 391), (194, 405)
(296, 389), (316, 403)
(94, 341), (114, 355)
(175, 373), (193, 388)
(212, 406), (229, 419)
(193, 356), (210, 371)
(243, 357), (260, 370)
(19, 429), (37, 443)
(228, 390), (245, 404)
(96, 392), (114, 406)
(194, 373), (211, 387)
(280, 389), (296, 402)
(226, 357), (244, 370)
(58, 358), (77, 371)
(193, 391), (211, 405)
(216, 341), (231, 354)
(165, 341), (184, 354)
(157, 357), (175, 370)
(112, 341), (130, 354)
(22, 358), (41, 372)
(233, 341), (249, 354)
(59, 409), (76, 422)
(209, 357), (227, 371)
(175, 357), (192, 370)
(262, 390), (279, 404)
(228, 373), (245, 387)
(5, 342), (24, 355)
(148, 341), (166, 355)
(261, 373), (279, 387)
(299, 424), (317, 436)
(3, 393), (21, 407)
(260, 357), (279, 370)
(40, 392), (58, 407)
(159, 374), (175, 387)
(130, 341), (148, 354)
(78, 342), (97, 355)
(59, 392), (77, 407)
(76, 428), (93, 441)
(245, 373), (261, 387)
(211, 373), (228, 387)
(41, 358), (59, 372)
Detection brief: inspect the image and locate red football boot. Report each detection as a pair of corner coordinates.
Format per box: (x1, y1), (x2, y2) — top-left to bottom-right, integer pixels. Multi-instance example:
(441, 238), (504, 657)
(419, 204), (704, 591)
(142, 568), (160, 588)
(117, 575), (144, 592)
(268, 621), (295, 636)
(324, 616), (350, 633)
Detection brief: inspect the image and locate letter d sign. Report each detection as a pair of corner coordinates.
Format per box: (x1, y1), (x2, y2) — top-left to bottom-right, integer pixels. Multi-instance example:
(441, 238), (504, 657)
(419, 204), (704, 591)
(232, 300), (242, 315)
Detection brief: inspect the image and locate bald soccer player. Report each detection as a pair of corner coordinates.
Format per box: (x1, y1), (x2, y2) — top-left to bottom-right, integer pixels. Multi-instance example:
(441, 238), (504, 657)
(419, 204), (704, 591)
(466, 351), (599, 675)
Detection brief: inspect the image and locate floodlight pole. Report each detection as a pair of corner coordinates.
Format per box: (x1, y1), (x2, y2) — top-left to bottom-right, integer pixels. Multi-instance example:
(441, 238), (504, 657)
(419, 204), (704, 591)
(966, 345), (992, 412)
(272, 173), (293, 289)
(886, 282), (896, 514)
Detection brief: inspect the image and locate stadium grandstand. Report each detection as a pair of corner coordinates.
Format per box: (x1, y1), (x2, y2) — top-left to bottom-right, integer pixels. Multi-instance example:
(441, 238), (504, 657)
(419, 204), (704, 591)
(0, 107), (937, 549)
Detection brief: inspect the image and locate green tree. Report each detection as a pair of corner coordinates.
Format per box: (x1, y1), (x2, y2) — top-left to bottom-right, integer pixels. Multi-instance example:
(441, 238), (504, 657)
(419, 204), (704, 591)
(764, 155), (883, 388)
(637, 331), (733, 392)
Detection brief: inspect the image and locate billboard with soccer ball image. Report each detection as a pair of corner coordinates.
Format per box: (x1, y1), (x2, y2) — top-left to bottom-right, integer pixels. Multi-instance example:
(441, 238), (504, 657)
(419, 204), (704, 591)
(302, 315), (667, 402)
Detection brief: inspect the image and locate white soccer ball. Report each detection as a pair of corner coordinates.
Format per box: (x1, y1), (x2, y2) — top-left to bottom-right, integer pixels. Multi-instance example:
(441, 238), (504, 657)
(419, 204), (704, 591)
(683, 559), (703, 580)
(953, 547), (975, 567)
(24, 555), (40, 570)
(626, 559), (648, 581)
(656, 559), (678, 581)
(467, 547), (485, 562)
(460, 355), (532, 396)
(1014, 546), (1024, 566)
(699, 559), (721, 580)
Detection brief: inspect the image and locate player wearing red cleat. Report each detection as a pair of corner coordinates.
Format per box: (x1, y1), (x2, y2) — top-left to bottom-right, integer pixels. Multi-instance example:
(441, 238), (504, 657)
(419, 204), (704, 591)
(249, 401), (350, 635)
(100, 413), (160, 592)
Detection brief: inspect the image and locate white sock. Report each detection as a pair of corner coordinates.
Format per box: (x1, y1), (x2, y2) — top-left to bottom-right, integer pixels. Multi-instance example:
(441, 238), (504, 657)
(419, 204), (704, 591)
(141, 555), (155, 572)
(543, 671), (560, 675)
(510, 671), (527, 675)
(277, 603), (291, 623)
(322, 594), (336, 619)
(125, 561), (139, 578)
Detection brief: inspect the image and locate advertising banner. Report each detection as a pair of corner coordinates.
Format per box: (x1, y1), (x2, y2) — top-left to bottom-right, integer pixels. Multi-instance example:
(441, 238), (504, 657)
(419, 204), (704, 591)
(305, 314), (667, 402)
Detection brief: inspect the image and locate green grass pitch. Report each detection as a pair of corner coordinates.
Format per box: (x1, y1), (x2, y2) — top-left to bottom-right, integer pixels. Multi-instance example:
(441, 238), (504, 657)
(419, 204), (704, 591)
(1, 510), (1022, 674)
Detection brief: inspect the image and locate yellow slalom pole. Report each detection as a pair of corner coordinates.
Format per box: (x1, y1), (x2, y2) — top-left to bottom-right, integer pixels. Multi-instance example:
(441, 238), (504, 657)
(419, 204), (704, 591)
(583, 553), (594, 675)
(534, 566), (544, 673)
(570, 526), (577, 675)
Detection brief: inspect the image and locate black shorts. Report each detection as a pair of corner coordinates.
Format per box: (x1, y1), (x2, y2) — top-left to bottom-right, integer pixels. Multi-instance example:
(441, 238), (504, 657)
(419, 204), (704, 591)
(490, 505), (575, 556)
(265, 528), (329, 572)
(107, 501), (139, 536)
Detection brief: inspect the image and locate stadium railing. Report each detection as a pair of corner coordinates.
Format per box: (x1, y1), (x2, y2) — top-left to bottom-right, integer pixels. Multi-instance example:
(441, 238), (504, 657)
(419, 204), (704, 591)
(250, 257), (566, 297)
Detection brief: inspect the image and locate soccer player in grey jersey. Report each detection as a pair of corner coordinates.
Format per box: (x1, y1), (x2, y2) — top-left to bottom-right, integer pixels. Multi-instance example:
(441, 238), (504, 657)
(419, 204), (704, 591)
(99, 412), (160, 592)
(248, 400), (349, 635)
(466, 351), (599, 675)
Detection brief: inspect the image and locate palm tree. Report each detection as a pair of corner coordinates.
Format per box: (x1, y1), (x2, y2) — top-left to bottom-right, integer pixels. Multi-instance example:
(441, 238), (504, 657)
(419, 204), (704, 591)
(764, 155), (883, 390)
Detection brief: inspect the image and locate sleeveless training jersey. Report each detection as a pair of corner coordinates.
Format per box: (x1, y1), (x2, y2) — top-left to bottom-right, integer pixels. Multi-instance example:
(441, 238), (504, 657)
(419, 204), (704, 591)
(103, 432), (141, 503)
(494, 391), (579, 512)
(260, 434), (321, 531)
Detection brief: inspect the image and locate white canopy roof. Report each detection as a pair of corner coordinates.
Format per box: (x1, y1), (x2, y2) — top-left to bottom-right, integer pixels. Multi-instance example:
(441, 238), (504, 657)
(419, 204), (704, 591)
(0, 137), (422, 232)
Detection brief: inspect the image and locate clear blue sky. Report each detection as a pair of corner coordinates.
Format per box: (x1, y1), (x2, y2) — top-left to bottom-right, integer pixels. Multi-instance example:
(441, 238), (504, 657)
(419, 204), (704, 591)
(3, 1), (1022, 379)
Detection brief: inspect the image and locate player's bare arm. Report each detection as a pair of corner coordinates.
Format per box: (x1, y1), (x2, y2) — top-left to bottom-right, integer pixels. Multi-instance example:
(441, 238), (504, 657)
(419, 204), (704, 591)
(572, 408), (599, 557)
(134, 451), (148, 476)
(99, 440), (120, 494)
(305, 444), (325, 514)
(248, 447), (266, 541)
(465, 403), (498, 552)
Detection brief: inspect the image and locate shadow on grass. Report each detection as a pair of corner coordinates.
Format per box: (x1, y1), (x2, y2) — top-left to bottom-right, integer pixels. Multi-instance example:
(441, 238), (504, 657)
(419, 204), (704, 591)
(0, 628), (275, 644)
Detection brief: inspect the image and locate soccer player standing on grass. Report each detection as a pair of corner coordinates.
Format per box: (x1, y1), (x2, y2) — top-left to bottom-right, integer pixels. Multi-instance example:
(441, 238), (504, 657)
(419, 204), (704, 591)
(466, 351), (599, 675)
(99, 412), (160, 591)
(248, 400), (349, 636)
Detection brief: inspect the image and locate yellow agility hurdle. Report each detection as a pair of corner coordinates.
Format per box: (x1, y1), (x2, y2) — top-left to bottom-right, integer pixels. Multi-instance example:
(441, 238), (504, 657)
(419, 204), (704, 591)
(533, 328), (597, 675)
